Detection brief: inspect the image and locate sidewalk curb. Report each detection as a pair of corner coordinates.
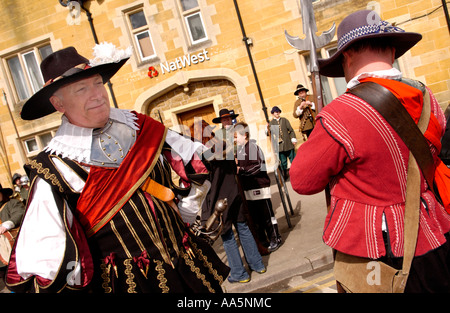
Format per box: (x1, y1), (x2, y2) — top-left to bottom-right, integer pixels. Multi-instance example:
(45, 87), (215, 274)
(221, 246), (334, 293)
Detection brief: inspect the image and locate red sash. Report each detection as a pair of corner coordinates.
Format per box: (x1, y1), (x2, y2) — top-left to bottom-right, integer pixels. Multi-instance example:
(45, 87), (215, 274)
(76, 113), (167, 236)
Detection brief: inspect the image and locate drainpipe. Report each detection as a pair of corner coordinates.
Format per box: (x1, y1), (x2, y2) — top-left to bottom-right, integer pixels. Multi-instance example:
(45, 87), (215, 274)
(233, 0), (269, 123)
(442, 0), (450, 33)
(60, 0), (119, 108)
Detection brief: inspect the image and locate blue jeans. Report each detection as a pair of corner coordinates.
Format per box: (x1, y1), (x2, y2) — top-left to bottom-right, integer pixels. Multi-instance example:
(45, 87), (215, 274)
(221, 222), (265, 281)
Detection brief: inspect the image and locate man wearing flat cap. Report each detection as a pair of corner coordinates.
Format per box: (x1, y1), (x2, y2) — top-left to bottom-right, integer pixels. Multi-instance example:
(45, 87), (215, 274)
(268, 106), (297, 180)
(6, 44), (229, 293)
(290, 10), (450, 292)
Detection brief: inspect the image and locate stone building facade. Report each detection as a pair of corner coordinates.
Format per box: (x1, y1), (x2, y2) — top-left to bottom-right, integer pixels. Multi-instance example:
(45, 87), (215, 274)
(0, 0), (448, 186)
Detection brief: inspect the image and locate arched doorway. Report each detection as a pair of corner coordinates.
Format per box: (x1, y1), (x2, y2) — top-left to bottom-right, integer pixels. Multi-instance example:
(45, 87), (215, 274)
(147, 79), (241, 136)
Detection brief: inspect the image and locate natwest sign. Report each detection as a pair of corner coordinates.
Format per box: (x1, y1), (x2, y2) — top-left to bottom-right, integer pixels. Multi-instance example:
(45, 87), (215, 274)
(148, 49), (210, 78)
(162, 48), (210, 73)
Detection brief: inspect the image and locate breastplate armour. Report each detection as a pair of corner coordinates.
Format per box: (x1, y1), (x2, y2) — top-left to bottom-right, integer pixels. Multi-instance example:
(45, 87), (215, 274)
(89, 119), (136, 167)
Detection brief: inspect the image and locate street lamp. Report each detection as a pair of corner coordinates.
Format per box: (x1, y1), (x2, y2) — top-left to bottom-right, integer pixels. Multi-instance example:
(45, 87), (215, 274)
(58, 0), (119, 108)
(58, 0), (75, 6)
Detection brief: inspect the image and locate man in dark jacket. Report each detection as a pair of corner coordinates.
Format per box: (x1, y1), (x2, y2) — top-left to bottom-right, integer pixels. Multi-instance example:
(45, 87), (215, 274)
(0, 184), (25, 272)
(0, 185), (25, 237)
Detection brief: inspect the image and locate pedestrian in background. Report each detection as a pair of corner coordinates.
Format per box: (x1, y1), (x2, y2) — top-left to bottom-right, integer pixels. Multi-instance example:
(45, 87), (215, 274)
(195, 119), (266, 284)
(0, 185), (25, 237)
(235, 122), (282, 252)
(268, 106), (297, 180)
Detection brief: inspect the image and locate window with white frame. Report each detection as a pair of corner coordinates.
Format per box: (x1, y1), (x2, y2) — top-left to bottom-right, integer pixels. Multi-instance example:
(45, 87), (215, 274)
(6, 44), (53, 102)
(23, 130), (55, 159)
(179, 0), (208, 45)
(127, 9), (156, 62)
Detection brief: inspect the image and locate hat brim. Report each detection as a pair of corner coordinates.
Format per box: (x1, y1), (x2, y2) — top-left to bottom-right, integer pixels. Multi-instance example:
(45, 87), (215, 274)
(212, 113), (239, 124)
(294, 88), (308, 95)
(318, 32), (422, 77)
(0, 188), (13, 198)
(21, 58), (129, 120)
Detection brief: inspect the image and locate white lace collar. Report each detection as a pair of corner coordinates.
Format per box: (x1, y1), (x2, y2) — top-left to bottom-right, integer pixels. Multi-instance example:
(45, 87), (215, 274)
(347, 68), (403, 89)
(45, 108), (139, 163)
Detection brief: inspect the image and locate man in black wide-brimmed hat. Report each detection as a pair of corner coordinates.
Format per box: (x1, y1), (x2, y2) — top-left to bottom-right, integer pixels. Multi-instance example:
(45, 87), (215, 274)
(212, 108), (239, 148)
(290, 10), (450, 293)
(292, 84), (316, 140)
(6, 44), (229, 293)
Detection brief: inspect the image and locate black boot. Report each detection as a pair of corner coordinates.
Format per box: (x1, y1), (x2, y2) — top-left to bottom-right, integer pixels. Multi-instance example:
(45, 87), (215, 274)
(267, 223), (282, 252)
(268, 237), (282, 252)
(283, 169), (289, 181)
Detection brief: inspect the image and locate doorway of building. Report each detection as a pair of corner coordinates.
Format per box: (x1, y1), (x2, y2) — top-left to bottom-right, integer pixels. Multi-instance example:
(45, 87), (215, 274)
(177, 104), (216, 132)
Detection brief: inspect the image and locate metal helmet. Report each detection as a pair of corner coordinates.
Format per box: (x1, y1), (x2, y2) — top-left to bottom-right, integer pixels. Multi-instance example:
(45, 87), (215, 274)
(19, 176), (30, 186)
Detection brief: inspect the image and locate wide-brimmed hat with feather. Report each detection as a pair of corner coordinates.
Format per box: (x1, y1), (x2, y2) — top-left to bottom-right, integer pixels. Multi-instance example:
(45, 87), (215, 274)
(21, 43), (131, 120)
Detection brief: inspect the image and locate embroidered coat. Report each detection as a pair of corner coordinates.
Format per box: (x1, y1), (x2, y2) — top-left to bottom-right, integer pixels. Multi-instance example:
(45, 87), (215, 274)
(6, 112), (229, 293)
(293, 98), (316, 135)
(290, 78), (450, 259)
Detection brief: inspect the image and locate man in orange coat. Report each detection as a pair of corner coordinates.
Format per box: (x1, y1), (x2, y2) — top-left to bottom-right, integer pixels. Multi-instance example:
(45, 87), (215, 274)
(290, 10), (450, 292)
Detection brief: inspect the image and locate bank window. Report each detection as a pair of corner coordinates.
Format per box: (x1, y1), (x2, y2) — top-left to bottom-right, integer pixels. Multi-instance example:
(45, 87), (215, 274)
(179, 0), (208, 44)
(24, 131), (55, 157)
(6, 44), (53, 102)
(128, 10), (156, 61)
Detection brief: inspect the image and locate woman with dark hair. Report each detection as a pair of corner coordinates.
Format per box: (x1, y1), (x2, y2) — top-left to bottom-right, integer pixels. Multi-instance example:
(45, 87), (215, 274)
(191, 119), (265, 283)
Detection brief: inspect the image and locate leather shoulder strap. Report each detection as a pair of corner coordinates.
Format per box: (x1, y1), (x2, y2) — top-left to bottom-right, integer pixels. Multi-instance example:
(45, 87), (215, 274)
(347, 81), (434, 192)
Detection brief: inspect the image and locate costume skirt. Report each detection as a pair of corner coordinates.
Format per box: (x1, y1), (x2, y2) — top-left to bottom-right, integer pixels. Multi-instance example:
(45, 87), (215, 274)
(88, 189), (229, 293)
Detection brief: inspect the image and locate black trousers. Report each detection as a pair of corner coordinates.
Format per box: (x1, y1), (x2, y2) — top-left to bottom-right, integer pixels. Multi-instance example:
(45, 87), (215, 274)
(380, 233), (450, 293)
(247, 198), (279, 244)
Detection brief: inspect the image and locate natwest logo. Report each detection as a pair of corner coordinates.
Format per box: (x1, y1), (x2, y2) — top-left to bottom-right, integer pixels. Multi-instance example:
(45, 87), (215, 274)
(147, 49), (210, 78)
(161, 49), (210, 74)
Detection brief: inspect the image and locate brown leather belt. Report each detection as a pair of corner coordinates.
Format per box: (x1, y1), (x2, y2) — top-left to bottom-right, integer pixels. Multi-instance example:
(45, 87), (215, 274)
(141, 178), (175, 202)
(141, 178), (179, 214)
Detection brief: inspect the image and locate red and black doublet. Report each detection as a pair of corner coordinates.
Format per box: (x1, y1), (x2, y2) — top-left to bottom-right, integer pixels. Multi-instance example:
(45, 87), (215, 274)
(6, 113), (229, 293)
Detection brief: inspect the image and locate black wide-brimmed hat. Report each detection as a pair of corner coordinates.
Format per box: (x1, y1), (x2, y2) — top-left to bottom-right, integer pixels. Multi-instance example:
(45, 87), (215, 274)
(21, 45), (129, 120)
(318, 10), (422, 77)
(0, 184), (13, 199)
(212, 109), (239, 124)
(294, 84), (309, 96)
